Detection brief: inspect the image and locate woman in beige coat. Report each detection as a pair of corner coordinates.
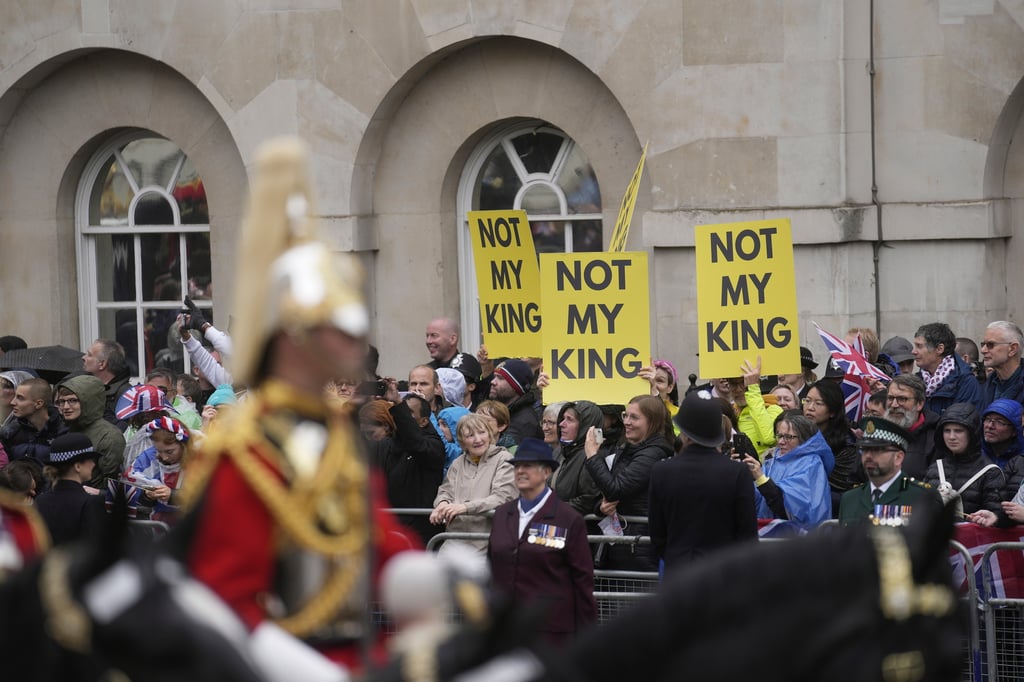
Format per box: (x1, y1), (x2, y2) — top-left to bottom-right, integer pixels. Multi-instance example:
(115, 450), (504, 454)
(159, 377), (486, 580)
(431, 413), (516, 555)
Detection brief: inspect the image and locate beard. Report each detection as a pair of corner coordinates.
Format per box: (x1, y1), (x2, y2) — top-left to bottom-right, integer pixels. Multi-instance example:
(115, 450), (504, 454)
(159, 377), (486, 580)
(886, 409), (916, 429)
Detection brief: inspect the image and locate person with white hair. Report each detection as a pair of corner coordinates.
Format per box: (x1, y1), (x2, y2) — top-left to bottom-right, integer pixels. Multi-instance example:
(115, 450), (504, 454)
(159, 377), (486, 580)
(980, 320), (1024, 408)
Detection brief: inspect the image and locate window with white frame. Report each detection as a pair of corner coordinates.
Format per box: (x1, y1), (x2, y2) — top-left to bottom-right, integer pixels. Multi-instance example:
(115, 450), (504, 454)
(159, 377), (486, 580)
(456, 122), (603, 348)
(76, 134), (212, 379)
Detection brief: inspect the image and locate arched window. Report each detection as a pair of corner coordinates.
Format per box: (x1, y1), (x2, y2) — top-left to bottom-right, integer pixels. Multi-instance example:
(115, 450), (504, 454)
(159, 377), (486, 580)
(76, 133), (212, 378)
(457, 122), (602, 347)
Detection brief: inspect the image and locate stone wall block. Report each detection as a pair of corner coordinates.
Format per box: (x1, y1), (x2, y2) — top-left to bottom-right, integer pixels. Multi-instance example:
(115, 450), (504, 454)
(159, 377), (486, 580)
(561, 0), (645, 74)
(158, 0), (246, 83)
(313, 10), (397, 117)
(206, 10), (279, 110)
(649, 137), (779, 210)
(681, 0), (784, 66)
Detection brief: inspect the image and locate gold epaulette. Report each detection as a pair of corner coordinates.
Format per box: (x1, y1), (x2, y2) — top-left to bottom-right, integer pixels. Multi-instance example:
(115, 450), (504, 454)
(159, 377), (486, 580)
(179, 382), (370, 638)
(906, 477), (932, 489)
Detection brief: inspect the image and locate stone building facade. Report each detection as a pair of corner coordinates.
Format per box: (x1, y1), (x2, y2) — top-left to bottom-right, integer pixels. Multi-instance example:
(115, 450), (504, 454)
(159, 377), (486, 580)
(0, 0), (1022, 379)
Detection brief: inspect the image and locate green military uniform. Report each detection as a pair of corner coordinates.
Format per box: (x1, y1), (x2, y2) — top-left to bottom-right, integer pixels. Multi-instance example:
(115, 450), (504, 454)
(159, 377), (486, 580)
(838, 415), (943, 526)
(838, 473), (941, 525)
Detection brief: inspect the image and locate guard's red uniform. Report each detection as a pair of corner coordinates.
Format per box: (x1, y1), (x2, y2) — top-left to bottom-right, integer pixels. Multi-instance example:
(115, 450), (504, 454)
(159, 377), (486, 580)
(0, 490), (49, 575)
(184, 381), (418, 671)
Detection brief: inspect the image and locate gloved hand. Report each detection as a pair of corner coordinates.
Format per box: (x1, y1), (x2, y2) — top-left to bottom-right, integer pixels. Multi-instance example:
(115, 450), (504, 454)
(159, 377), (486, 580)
(181, 296), (209, 332)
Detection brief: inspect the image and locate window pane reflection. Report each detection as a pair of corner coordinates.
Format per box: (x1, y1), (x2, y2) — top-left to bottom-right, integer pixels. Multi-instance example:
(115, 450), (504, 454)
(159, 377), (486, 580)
(99, 307), (141, 377)
(174, 156), (209, 224)
(511, 132), (563, 175)
(121, 138), (181, 189)
(89, 158), (132, 226)
(530, 221), (567, 254)
(93, 234), (136, 302)
(571, 220), (603, 252)
(476, 146), (521, 211)
(141, 233), (181, 302)
(134, 193), (175, 226)
(521, 184), (561, 214)
(557, 148), (601, 215)
(186, 233), (213, 299)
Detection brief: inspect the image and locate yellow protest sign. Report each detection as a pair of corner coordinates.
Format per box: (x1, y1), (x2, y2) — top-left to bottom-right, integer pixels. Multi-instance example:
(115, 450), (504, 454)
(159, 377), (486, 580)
(540, 252), (651, 404)
(608, 142), (648, 252)
(695, 218), (801, 379)
(467, 209), (542, 357)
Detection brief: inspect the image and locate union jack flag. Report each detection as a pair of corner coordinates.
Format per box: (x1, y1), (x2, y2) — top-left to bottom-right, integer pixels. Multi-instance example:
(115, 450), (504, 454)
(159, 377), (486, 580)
(814, 323), (891, 423)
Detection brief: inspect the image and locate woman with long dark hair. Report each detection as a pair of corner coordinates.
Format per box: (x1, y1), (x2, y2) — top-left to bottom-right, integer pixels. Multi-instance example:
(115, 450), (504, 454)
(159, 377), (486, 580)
(801, 380), (860, 516)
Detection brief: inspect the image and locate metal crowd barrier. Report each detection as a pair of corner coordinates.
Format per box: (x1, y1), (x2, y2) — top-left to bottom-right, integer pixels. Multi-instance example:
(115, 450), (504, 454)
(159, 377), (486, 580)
(384, 507), (1004, 680)
(979, 542), (1024, 682)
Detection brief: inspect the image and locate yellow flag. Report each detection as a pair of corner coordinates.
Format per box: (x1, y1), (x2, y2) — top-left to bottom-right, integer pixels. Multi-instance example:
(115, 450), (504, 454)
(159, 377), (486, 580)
(608, 142), (648, 252)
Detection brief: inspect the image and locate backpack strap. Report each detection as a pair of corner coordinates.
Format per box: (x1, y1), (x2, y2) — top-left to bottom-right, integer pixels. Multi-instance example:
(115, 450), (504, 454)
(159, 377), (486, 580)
(957, 464), (1003, 495)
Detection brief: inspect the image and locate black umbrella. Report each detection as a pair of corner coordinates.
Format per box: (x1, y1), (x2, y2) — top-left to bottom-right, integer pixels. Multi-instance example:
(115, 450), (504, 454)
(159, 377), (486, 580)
(0, 345), (84, 382)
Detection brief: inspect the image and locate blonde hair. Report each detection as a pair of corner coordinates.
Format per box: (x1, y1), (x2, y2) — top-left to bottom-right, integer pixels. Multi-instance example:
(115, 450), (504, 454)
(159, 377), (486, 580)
(456, 413), (497, 446)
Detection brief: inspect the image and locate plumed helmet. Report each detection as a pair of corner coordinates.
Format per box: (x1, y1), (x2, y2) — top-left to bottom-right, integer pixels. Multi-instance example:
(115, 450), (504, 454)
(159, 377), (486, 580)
(231, 137), (369, 385)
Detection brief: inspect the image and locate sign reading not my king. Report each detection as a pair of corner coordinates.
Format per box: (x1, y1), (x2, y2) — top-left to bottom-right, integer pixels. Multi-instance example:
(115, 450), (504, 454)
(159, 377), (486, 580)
(694, 218), (801, 379)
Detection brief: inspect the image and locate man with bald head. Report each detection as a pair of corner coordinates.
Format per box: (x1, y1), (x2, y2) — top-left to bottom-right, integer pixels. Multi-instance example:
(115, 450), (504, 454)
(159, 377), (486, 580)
(426, 317), (484, 408)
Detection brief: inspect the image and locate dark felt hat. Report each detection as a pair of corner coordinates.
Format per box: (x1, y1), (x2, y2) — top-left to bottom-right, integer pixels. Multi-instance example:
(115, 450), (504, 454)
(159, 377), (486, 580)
(673, 392), (726, 448)
(508, 437), (559, 471)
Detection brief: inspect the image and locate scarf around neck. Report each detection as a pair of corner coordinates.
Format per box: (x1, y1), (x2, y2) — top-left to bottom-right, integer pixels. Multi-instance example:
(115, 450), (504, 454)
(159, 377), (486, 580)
(921, 354), (955, 397)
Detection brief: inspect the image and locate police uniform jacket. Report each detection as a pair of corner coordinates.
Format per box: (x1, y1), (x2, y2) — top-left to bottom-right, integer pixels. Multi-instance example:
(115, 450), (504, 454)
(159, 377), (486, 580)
(33, 479), (105, 546)
(487, 491), (597, 641)
(837, 472), (942, 525)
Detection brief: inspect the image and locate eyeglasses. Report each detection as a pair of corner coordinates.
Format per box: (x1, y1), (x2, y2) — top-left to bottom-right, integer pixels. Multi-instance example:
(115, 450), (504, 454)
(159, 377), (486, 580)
(980, 341), (1013, 350)
(541, 419), (557, 428)
(885, 395), (914, 405)
(54, 397), (80, 407)
(983, 416), (1014, 428)
(621, 411), (643, 422)
(0, 380), (12, 390)
(775, 433), (799, 442)
(801, 399), (825, 408)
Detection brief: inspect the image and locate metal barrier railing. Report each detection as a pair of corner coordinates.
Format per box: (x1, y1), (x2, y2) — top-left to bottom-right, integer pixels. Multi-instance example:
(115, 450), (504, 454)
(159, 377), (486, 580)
(383, 506), (1001, 679)
(980, 542), (1024, 682)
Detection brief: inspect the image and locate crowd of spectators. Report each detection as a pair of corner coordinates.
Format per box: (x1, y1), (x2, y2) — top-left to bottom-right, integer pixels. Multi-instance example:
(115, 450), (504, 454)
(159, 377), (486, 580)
(6, 315), (1024, 641)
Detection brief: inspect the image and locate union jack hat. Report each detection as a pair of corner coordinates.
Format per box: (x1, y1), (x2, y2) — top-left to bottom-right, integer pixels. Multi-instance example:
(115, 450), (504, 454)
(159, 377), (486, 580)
(144, 416), (190, 442)
(115, 385), (176, 420)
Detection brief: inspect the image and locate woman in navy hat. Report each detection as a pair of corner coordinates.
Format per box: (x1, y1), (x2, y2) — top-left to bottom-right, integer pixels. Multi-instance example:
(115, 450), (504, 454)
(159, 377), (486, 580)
(34, 433), (106, 545)
(487, 437), (597, 642)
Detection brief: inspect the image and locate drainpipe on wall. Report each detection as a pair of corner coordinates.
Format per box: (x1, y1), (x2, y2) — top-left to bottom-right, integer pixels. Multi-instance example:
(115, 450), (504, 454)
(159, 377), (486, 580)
(869, 0), (884, 334)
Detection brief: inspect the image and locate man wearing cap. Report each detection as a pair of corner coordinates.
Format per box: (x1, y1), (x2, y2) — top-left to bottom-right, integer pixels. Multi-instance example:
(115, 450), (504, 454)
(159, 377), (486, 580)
(425, 317), (486, 408)
(648, 393), (757, 574)
(880, 336), (917, 376)
(487, 437), (596, 642)
(777, 346), (818, 402)
(838, 416), (941, 525)
(33, 433), (106, 545)
(979, 321), (1024, 409)
(489, 359), (543, 445)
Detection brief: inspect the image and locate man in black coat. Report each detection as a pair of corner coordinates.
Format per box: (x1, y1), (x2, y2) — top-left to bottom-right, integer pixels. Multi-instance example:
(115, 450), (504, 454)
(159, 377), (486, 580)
(366, 391), (446, 545)
(648, 393), (757, 575)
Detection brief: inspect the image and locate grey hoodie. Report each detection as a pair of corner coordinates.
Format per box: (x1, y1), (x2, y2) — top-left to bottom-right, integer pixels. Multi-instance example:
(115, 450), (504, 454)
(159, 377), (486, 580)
(58, 374), (126, 488)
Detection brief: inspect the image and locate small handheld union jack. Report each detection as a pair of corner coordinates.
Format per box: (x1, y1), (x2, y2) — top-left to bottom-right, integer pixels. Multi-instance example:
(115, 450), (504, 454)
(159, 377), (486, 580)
(814, 322), (891, 423)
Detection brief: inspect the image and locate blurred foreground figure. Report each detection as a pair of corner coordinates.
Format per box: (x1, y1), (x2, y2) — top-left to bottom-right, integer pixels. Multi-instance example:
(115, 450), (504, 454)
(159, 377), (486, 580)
(368, 502), (964, 682)
(181, 137), (409, 680)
